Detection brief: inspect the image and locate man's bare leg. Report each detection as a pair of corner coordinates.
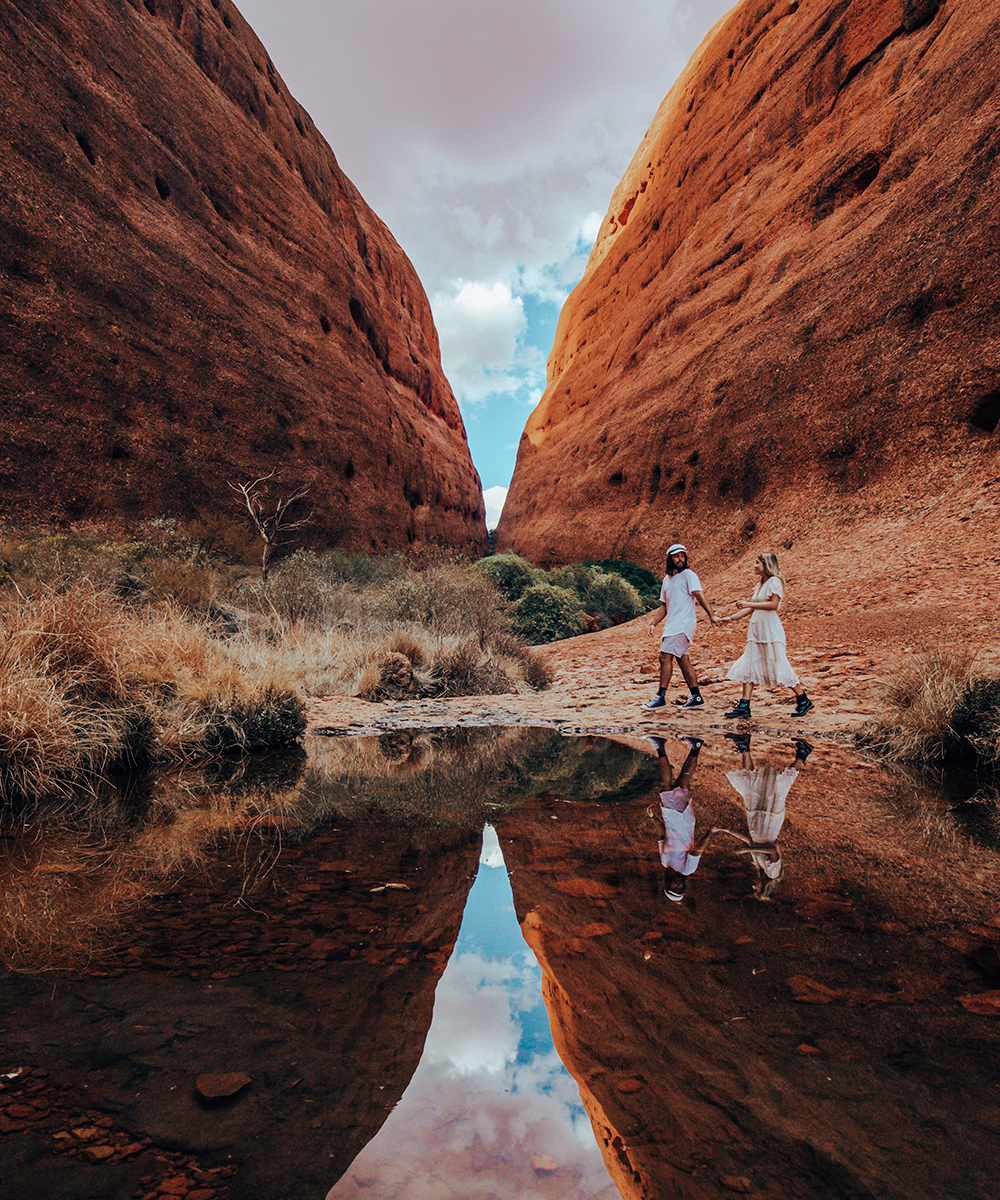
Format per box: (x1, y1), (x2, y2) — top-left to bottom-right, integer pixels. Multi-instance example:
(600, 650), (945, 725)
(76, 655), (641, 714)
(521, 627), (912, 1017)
(676, 654), (704, 707)
(657, 652), (676, 692)
(678, 654), (699, 691)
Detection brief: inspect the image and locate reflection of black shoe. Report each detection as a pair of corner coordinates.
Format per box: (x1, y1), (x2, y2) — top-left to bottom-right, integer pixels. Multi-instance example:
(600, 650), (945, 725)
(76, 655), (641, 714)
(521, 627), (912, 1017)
(792, 695), (814, 718)
(676, 734), (704, 753)
(793, 739), (814, 761)
(725, 732), (751, 753)
(644, 735), (667, 756)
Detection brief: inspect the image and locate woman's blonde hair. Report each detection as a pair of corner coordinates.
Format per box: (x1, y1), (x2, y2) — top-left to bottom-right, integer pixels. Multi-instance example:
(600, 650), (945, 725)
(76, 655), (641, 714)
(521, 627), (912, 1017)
(756, 551), (784, 581)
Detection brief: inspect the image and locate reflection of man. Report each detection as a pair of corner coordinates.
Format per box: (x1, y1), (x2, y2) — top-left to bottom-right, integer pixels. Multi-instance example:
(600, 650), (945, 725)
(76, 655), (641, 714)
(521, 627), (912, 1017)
(646, 735), (720, 901)
(720, 734), (812, 899)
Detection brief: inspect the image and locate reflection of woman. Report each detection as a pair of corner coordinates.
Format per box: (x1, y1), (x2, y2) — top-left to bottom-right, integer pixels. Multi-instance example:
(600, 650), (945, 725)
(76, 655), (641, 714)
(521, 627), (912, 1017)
(646, 735), (720, 901)
(720, 734), (812, 899)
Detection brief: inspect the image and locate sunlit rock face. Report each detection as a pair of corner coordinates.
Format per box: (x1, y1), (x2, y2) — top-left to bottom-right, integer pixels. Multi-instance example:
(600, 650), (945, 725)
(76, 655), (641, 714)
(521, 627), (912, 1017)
(0, 0), (486, 553)
(497, 0), (1000, 566)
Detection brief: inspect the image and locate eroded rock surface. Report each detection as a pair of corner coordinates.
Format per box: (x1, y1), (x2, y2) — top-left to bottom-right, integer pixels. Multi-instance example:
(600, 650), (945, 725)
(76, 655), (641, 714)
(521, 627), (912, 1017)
(497, 0), (1000, 566)
(0, 0), (485, 552)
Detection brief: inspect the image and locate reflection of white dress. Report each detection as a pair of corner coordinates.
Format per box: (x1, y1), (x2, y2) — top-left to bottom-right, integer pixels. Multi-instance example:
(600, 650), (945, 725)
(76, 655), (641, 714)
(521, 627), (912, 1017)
(726, 577), (800, 688)
(726, 766), (797, 878)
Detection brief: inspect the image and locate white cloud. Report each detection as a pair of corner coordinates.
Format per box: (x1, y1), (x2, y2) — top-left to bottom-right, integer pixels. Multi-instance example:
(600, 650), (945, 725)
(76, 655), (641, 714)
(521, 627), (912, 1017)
(236, 0), (735, 488)
(482, 485), (508, 530)
(432, 280), (546, 407)
(239, 0), (734, 296)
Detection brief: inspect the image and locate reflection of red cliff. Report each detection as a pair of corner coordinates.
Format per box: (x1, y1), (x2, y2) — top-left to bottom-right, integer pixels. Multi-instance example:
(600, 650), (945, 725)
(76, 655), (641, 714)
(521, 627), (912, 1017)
(0, 0), (485, 552)
(495, 770), (1000, 1200)
(498, 0), (1000, 567)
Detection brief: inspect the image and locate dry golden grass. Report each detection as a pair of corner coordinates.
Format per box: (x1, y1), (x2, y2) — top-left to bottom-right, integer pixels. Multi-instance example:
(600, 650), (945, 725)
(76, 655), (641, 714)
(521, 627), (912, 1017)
(858, 649), (998, 765)
(0, 582), (305, 807)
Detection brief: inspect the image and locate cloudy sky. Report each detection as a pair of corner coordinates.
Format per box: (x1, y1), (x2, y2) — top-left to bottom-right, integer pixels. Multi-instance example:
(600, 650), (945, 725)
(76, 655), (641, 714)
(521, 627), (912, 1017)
(237, 0), (735, 527)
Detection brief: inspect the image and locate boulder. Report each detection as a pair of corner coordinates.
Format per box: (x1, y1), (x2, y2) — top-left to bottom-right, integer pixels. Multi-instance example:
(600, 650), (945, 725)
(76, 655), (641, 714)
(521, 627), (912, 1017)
(0, 0), (486, 554)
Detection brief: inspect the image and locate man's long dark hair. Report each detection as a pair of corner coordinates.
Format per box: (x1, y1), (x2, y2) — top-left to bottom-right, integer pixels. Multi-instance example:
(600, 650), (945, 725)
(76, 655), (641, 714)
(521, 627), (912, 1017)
(665, 551), (692, 577)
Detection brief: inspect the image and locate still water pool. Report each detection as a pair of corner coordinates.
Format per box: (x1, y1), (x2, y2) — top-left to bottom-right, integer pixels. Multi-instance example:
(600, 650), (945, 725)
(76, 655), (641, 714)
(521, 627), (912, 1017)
(1, 726), (998, 1200)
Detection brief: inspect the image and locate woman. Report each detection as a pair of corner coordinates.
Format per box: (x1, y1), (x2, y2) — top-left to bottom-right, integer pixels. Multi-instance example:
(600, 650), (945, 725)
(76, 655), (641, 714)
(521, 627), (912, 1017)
(720, 552), (813, 719)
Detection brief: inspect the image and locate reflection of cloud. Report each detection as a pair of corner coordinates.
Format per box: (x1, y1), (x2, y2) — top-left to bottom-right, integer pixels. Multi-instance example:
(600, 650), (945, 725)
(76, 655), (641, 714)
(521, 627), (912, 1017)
(328, 987), (617, 1200)
(480, 824), (506, 868)
(326, 823), (618, 1198)
(424, 950), (539, 1073)
(329, 1057), (618, 1198)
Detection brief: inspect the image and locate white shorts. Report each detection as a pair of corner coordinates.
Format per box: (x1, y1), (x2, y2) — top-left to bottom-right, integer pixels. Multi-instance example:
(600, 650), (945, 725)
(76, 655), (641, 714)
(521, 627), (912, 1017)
(660, 633), (691, 658)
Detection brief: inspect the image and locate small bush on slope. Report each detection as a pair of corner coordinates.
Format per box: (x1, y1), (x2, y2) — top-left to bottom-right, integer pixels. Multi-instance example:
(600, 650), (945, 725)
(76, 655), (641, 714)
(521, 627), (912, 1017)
(514, 583), (587, 644)
(473, 553), (540, 601)
(856, 651), (1000, 767)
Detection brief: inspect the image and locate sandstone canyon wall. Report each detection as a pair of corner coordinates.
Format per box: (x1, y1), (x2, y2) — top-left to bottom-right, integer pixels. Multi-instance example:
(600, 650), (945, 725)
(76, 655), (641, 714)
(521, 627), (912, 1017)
(0, 0), (486, 552)
(497, 0), (1000, 568)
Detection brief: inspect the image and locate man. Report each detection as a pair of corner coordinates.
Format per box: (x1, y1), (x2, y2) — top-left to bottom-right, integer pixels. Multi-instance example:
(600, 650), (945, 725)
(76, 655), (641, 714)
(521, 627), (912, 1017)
(644, 543), (718, 710)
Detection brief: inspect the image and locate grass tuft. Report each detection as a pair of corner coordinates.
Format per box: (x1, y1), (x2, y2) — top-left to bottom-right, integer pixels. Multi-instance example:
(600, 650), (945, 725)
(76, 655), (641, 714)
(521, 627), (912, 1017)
(857, 650), (1000, 767)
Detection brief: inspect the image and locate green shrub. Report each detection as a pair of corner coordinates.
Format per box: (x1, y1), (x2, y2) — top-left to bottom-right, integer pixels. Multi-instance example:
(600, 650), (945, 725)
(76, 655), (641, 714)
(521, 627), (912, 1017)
(474, 554), (540, 601)
(546, 562), (597, 595)
(514, 583), (586, 644)
(585, 571), (646, 626)
(588, 559), (660, 608)
(545, 563), (646, 627)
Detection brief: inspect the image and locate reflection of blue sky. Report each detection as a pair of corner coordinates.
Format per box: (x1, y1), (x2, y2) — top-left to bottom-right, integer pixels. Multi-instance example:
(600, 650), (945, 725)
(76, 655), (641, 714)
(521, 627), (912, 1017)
(327, 826), (618, 1199)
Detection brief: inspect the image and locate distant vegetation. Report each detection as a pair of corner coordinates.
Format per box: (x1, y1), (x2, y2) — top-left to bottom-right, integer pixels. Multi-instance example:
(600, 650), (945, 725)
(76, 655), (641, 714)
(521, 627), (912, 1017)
(0, 524), (658, 808)
(857, 650), (1000, 769)
(474, 553), (658, 643)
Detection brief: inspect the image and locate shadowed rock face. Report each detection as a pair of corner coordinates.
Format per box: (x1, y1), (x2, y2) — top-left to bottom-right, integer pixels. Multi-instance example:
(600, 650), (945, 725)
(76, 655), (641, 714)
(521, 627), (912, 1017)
(497, 0), (1000, 567)
(0, 0), (486, 553)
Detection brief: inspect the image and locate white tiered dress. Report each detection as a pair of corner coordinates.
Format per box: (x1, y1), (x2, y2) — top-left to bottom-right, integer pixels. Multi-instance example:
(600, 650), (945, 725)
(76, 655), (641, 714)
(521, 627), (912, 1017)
(725, 577), (800, 689)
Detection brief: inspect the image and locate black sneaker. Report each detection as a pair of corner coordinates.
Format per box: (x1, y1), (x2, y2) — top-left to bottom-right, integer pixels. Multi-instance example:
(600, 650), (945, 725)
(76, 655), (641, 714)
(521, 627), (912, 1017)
(725, 700), (751, 719)
(792, 695), (814, 718)
(643, 693), (667, 710)
(680, 694), (705, 709)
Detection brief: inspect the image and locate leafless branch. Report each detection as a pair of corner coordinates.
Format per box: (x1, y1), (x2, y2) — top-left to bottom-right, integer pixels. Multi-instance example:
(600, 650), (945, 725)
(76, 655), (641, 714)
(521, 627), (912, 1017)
(228, 473), (313, 580)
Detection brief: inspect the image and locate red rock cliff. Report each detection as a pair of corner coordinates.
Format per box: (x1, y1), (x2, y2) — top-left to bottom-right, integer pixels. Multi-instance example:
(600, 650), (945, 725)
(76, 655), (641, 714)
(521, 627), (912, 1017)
(497, 0), (1000, 567)
(0, 0), (486, 552)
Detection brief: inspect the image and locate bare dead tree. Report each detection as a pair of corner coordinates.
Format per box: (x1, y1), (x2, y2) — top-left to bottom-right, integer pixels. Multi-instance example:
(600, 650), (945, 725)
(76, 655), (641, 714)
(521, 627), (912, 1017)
(229, 472), (312, 581)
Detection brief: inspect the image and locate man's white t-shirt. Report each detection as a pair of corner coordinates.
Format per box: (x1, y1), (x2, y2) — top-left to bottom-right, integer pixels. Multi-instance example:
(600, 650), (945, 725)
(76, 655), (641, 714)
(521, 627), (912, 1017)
(660, 569), (702, 639)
